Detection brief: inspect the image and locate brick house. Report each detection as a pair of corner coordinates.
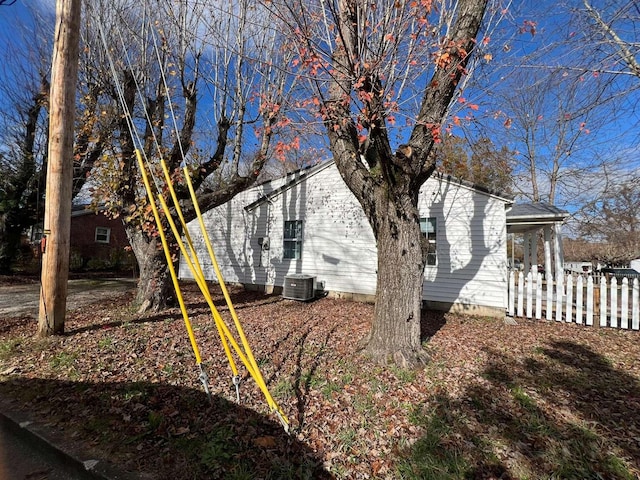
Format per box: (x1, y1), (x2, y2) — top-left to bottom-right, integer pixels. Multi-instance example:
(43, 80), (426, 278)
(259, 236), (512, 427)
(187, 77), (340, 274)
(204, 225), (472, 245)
(69, 206), (133, 271)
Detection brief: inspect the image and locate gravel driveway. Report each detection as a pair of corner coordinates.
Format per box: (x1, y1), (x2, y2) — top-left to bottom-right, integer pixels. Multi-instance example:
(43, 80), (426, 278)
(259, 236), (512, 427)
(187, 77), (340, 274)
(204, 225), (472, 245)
(0, 278), (137, 318)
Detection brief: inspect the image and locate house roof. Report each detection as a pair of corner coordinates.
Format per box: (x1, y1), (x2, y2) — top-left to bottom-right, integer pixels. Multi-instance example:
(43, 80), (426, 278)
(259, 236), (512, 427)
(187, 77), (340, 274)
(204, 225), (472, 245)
(245, 160), (514, 211)
(506, 202), (569, 233)
(71, 204), (96, 217)
(71, 204), (114, 218)
(433, 171), (514, 203)
(244, 160), (336, 211)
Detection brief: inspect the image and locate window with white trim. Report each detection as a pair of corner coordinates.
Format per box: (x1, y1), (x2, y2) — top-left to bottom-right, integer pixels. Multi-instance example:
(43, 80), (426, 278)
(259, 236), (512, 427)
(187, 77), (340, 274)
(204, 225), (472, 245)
(420, 217), (437, 266)
(283, 220), (303, 259)
(95, 226), (111, 244)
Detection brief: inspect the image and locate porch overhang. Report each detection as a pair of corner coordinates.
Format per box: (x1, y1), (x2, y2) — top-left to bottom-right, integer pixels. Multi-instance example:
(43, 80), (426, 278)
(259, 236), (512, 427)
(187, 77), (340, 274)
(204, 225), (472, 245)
(506, 202), (569, 233)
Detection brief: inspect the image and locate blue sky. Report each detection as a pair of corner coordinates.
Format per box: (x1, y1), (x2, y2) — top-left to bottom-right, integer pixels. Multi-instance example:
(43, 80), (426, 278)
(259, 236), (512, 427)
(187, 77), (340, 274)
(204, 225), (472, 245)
(1, 0), (638, 220)
(0, 0), (53, 31)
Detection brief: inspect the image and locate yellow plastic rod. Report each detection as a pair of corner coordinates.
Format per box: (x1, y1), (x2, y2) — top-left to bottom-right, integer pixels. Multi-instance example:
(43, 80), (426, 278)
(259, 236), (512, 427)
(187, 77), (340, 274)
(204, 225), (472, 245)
(135, 150), (202, 365)
(182, 169), (263, 367)
(149, 174), (272, 395)
(182, 167), (261, 372)
(152, 184), (239, 378)
(182, 166), (284, 416)
(158, 159), (206, 285)
(155, 159), (281, 400)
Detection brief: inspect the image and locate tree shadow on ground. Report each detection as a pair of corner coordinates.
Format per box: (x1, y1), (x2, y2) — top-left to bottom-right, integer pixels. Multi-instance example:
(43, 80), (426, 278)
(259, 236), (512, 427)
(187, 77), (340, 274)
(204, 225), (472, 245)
(178, 281), (284, 314)
(397, 340), (640, 479)
(420, 309), (447, 342)
(65, 311), (178, 335)
(66, 283), (282, 336)
(0, 377), (332, 480)
(289, 318), (339, 428)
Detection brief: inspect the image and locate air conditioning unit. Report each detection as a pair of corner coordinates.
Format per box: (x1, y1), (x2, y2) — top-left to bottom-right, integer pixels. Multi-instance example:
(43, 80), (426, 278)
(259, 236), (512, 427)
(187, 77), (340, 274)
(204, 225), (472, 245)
(283, 274), (316, 301)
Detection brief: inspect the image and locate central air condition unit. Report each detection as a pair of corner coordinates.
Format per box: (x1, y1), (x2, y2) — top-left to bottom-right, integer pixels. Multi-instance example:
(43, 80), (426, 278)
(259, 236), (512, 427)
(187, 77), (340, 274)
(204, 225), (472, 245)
(283, 274), (316, 301)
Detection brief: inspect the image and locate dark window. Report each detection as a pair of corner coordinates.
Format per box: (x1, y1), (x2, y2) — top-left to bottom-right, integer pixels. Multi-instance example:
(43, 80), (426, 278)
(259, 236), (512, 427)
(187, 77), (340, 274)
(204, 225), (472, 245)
(283, 220), (303, 259)
(420, 217), (437, 266)
(95, 227), (111, 244)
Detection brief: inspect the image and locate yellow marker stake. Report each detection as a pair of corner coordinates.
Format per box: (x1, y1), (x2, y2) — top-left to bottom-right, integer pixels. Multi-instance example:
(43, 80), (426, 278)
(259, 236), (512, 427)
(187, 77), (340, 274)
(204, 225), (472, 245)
(182, 168), (261, 375)
(135, 151), (203, 366)
(155, 160), (283, 416)
(158, 160), (206, 284)
(183, 166), (289, 427)
(152, 182), (240, 379)
(158, 163), (283, 408)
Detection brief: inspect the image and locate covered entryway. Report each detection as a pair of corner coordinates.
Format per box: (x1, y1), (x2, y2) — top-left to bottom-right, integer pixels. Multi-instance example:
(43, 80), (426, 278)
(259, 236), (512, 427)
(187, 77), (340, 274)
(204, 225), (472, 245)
(506, 202), (569, 279)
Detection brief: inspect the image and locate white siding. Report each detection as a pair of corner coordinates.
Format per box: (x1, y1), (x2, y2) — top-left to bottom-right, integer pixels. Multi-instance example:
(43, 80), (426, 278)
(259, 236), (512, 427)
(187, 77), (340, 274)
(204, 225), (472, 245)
(244, 164), (377, 295)
(419, 176), (508, 310)
(179, 184), (270, 285)
(179, 163), (509, 311)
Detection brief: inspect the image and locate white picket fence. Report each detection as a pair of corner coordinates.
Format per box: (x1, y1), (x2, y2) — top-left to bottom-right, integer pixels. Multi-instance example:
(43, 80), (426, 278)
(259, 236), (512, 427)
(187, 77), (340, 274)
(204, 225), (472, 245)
(508, 271), (640, 330)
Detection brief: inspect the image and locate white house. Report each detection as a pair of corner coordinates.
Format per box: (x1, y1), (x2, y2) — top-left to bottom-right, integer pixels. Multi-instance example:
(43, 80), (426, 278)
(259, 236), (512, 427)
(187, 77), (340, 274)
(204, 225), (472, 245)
(178, 161), (568, 317)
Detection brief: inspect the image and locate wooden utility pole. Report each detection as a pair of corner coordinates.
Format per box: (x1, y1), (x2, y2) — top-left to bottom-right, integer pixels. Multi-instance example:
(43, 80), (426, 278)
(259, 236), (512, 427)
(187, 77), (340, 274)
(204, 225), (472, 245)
(37, 0), (82, 337)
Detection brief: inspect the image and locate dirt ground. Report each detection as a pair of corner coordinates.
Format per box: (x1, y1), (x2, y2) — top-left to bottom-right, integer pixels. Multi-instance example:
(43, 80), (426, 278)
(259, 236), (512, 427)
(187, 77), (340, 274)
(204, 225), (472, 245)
(2, 279), (640, 478)
(0, 277), (137, 318)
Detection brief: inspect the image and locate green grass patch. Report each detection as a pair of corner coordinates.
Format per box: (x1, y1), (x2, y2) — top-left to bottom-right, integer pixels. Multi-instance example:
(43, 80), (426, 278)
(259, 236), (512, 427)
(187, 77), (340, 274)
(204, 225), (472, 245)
(97, 336), (113, 349)
(396, 407), (470, 479)
(272, 377), (294, 400)
(122, 384), (150, 402)
(320, 380), (341, 399)
(390, 365), (417, 383)
(0, 338), (21, 361)
(199, 427), (238, 468)
(337, 427), (358, 452)
(299, 368), (323, 389)
(511, 385), (537, 411)
(50, 351), (78, 369)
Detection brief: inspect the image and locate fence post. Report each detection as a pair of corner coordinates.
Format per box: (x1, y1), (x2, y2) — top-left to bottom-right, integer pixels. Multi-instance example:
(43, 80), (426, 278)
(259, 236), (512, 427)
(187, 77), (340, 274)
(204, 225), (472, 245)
(508, 270), (515, 317)
(556, 275), (564, 322)
(576, 275), (583, 325)
(535, 272), (542, 320)
(621, 277), (629, 329)
(526, 271), (533, 318)
(586, 276), (593, 326)
(600, 276), (607, 328)
(517, 271), (524, 317)
(633, 278), (639, 331)
(610, 277), (618, 328)
(546, 275), (553, 321)
(566, 274), (574, 323)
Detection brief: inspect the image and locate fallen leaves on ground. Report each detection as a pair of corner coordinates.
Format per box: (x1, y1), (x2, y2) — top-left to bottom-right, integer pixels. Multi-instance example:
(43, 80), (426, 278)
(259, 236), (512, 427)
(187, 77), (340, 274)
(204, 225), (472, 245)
(1, 280), (640, 479)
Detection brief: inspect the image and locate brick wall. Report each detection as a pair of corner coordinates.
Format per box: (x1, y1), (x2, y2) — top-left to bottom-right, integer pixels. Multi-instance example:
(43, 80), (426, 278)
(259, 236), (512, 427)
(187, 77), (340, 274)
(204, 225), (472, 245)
(69, 211), (133, 270)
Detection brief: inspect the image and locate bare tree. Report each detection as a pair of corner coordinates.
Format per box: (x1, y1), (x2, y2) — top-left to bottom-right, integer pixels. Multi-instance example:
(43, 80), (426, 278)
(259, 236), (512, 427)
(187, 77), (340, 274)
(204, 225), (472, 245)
(0, 5), (54, 273)
(455, 0), (640, 226)
(581, 0), (640, 82)
(0, 76), (49, 273)
(77, 0), (292, 312)
(267, 0), (493, 366)
(483, 67), (617, 207)
(577, 176), (640, 265)
(437, 135), (515, 193)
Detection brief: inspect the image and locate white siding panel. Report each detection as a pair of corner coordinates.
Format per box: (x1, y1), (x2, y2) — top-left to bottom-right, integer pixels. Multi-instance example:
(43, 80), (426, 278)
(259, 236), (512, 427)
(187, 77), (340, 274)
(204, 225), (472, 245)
(262, 165), (378, 294)
(420, 176), (507, 310)
(180, 163), (508, 311)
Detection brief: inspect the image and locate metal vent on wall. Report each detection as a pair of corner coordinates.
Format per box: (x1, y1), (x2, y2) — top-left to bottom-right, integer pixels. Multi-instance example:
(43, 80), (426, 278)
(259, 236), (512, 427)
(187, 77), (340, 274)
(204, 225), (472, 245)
(283, 274), (316, 301)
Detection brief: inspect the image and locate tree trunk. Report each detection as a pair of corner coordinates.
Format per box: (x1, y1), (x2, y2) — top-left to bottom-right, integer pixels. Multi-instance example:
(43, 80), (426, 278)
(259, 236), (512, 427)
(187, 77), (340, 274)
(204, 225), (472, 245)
(126, 225), (172, 313)
(317, 0), (488, 367)
(364, 185), (428, 367)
